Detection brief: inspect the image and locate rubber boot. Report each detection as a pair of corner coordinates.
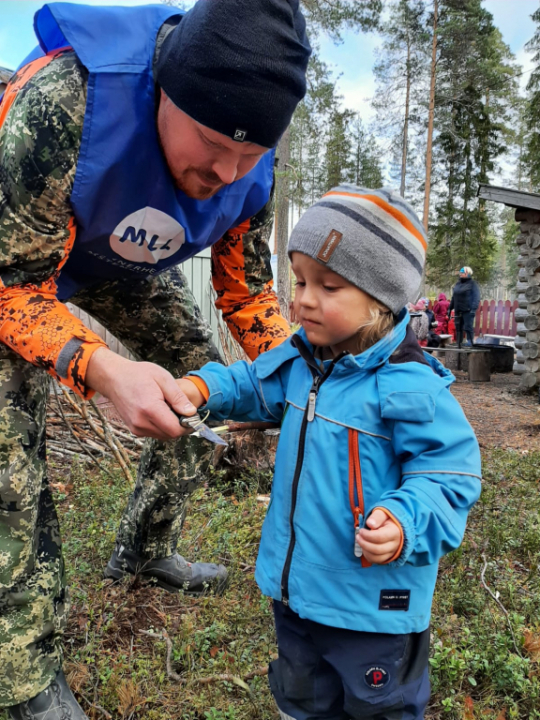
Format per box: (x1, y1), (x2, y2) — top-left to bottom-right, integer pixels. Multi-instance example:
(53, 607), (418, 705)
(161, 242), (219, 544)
(8, 670), (88, 720)
(104, 544), (228, 595)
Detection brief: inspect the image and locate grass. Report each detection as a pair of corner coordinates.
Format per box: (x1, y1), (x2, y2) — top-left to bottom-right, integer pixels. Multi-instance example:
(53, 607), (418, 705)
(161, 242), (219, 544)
(2, 447), (540, 719)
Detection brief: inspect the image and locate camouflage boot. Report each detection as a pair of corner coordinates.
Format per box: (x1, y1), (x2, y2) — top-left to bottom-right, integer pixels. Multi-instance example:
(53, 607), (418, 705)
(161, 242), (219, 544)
(8, 670), (88, 720)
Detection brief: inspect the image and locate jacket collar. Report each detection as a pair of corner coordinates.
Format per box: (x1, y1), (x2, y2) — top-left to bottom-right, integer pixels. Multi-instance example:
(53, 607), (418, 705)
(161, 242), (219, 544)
(294, 308), (410, 375)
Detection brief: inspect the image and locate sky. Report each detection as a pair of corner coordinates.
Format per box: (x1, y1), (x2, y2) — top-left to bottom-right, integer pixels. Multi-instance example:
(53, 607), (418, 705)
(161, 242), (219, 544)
(1, 0), (537, 114)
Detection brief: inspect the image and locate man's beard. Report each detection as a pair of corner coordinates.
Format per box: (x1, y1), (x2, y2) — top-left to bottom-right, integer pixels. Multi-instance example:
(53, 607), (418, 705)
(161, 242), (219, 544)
(172, 166), (226, 200)
(156, 124), (226, 199)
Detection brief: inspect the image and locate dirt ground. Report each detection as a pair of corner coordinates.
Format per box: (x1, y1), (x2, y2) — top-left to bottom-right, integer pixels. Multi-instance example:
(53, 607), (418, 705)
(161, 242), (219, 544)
(450, 370), (540, 451)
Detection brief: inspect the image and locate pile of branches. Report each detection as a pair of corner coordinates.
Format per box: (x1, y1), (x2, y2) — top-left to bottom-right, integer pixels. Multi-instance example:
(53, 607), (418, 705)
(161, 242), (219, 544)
(48, 385), (142, 485)
(47, 385), (279, 485)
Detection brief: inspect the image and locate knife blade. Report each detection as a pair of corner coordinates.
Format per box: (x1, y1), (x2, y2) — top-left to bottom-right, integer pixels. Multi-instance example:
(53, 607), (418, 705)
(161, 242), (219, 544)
(175, 411), (228, 446)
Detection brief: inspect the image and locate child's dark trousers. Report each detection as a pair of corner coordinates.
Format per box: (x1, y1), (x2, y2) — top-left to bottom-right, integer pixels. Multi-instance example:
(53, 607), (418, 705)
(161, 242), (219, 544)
(269, 601), (431, 720)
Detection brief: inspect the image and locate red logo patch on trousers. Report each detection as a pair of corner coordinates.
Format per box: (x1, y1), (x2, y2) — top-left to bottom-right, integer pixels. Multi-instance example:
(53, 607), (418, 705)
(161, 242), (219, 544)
(365, 666), (389, 689)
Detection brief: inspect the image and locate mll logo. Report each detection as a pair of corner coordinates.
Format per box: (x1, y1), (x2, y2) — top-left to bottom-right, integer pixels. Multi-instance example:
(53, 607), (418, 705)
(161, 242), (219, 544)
(110, 207), (185, 264)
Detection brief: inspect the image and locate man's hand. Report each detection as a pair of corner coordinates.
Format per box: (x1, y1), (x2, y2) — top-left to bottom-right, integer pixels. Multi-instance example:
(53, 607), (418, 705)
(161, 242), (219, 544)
(356, 509), (402, 565)
(86, 348), (198, 440)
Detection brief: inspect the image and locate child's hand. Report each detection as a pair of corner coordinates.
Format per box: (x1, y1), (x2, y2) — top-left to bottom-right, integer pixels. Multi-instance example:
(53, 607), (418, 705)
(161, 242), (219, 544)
(356, 509), (402, 565)
(175, 378), (206, 412)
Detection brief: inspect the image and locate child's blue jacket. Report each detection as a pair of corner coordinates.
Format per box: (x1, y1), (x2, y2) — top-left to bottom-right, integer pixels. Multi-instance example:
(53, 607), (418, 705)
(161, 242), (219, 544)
(191, 311), (482, 634)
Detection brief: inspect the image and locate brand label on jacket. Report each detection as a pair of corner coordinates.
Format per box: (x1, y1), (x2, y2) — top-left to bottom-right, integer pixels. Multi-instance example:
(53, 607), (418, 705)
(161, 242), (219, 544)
(379, 589), (410, 611)
(110, 207), (185, 265)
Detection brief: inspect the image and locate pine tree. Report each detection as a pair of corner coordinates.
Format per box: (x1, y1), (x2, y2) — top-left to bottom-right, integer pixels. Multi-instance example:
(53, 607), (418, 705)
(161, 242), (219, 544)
(289, 50), (338, 212)
(348, 116), (385, 188)
(275, 1), (384, 313)
(426, 0), (518, 288)
(524, 5), (540, 191)
(325, 109), (354, 189)
(372, 0), (429, 199)
(301, 0), (382, 40)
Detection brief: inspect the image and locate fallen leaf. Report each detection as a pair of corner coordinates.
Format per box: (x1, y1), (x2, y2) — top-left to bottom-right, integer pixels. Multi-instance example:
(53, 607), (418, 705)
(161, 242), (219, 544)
(232, 676), (252, 695)
(523, 630), (540, 661)
(463, 696), (475, 720)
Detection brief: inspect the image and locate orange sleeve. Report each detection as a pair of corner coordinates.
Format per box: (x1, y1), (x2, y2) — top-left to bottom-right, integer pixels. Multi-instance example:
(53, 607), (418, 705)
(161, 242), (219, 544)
(0, 218), (107, 399)
(184, 375), (210, 403)
(211, 197), (290, 360)
(0, 50), (107, 398)
(374, 507), (404, 564)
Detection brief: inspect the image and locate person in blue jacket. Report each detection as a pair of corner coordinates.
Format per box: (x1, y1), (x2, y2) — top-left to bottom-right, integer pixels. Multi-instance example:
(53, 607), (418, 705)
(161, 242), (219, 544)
(177, 186), (482, 720)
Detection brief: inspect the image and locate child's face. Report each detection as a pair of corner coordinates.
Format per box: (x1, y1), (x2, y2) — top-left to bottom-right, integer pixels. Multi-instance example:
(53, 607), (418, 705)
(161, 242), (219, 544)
(291, 252), (373, 355)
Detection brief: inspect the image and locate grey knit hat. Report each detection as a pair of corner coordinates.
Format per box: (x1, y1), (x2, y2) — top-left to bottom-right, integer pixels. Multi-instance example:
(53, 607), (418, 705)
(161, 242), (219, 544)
(288, 185), (427, 314)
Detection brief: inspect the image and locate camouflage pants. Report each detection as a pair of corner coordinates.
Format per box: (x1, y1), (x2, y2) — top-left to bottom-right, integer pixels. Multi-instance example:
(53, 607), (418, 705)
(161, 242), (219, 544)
(0, 267), (221, 706)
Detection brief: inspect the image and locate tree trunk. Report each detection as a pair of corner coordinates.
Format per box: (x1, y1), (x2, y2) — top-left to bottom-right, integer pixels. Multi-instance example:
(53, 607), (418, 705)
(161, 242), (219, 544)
(276, 127), (291, 320)
(400, 36), (412, 198)
(422, 0), (438, 231)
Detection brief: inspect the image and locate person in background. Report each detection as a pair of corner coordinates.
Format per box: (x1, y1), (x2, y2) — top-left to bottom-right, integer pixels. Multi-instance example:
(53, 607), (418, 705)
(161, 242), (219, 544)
(419, 297), (435, 329)
(176, 186), (482, 720)
(408, 299), (430, 347)
(448, 310), (456, 342)
(449, 267), (480, 347)
(433, 293), (450, 334)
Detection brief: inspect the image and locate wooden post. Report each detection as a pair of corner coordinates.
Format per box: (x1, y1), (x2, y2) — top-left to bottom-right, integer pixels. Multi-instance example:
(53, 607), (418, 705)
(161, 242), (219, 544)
(422, 0), (438, 232)
(276, 127), (291, 320)
(468, 351), (491, 382)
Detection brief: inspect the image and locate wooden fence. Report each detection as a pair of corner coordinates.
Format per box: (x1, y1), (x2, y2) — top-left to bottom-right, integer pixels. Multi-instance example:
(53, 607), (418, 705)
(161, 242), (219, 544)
(473, 299), (518, 337)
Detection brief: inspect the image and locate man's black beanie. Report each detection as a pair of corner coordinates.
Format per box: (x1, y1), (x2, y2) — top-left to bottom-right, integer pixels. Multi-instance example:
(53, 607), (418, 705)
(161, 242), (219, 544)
(155, 0), (311, 149)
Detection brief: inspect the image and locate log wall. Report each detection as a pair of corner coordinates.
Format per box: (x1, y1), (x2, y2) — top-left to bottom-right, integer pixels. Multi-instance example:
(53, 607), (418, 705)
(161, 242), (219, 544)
(512, 208), (540, 389)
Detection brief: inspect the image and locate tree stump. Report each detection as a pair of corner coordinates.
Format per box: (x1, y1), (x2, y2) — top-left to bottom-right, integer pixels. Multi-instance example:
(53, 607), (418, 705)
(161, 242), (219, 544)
(468, 351), (490, 382)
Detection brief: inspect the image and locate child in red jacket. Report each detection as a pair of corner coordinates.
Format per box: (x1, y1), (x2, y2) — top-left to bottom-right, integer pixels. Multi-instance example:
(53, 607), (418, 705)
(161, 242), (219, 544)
(433, 293), (450, 334)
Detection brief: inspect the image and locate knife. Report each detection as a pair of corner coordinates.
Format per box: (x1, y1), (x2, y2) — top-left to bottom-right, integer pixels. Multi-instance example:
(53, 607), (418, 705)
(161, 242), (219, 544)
(175, 411), (228, 446)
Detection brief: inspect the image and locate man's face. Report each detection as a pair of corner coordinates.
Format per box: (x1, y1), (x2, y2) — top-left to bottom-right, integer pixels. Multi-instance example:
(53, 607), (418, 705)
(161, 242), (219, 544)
(157, 90), (269, 200)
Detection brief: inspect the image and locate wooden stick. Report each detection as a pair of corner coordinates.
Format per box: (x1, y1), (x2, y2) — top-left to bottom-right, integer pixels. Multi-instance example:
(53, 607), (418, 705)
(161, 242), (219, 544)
(52, 384), (111, 477)
(481, 554), (523, 658)
(139, 630), (268, 685)
(77, 691), (113, 720)
(90, 399), (134, 487)
(60, 388), (134, 485)
(224, 421), (279, 433)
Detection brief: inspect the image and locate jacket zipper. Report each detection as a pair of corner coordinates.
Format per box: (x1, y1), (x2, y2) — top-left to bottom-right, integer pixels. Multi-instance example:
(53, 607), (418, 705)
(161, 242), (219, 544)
(280, 360), (339, 606)
(350, 429), (371, 568)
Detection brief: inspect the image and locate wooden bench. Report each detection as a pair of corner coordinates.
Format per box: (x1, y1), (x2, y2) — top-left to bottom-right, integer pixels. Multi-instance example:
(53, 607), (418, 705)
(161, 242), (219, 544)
(424, 346), (491, 382)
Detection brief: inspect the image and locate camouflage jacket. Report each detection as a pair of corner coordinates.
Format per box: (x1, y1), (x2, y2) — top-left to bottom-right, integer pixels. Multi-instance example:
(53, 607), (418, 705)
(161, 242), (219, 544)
(0, 51), (289, 397)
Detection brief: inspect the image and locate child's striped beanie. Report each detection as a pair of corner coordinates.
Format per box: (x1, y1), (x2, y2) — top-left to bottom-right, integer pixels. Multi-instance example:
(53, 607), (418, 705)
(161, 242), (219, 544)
(288, 185), (427, 314)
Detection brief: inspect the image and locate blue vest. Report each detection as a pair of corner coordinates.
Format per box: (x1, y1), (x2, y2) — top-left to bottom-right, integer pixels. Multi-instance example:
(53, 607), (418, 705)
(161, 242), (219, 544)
(30, 3), (275, 300)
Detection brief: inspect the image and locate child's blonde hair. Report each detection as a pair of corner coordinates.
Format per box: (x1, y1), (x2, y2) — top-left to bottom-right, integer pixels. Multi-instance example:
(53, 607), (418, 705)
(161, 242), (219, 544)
(354, 297), (396, 354)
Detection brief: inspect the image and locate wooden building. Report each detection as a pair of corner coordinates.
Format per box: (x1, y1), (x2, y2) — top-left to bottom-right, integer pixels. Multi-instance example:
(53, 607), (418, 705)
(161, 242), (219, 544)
(478, 184), (540, 389)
